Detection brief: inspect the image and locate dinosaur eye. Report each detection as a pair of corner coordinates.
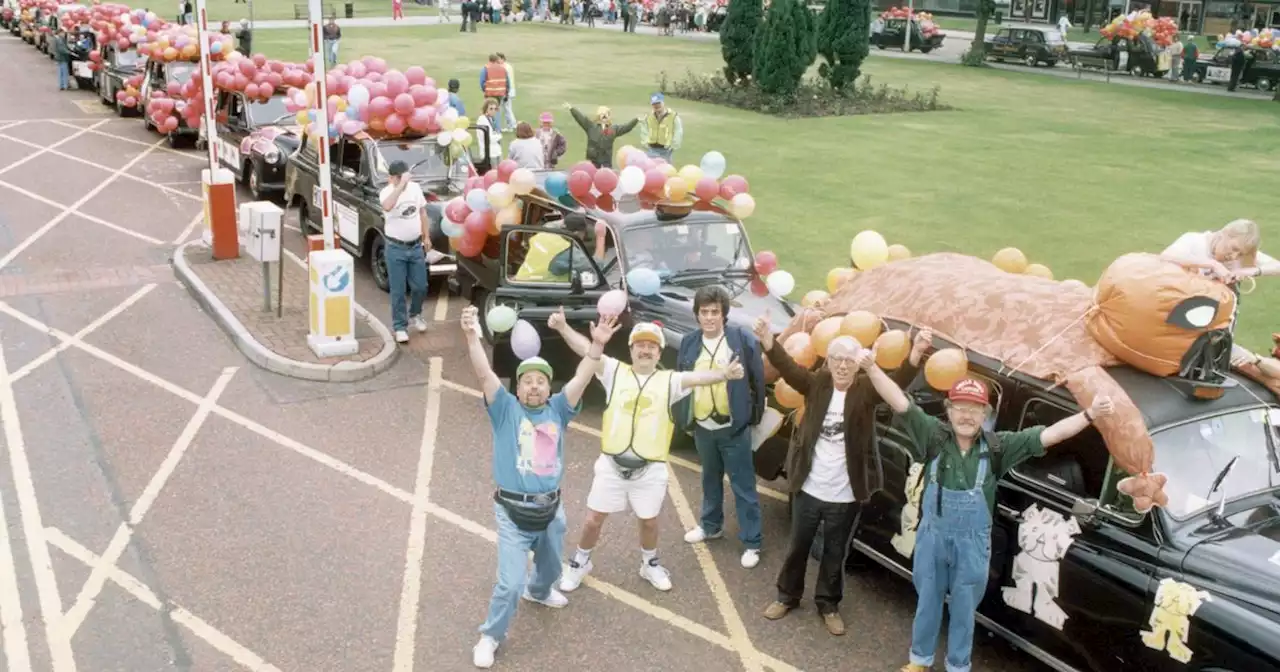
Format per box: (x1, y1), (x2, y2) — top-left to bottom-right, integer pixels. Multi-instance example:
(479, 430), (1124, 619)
(1167, 296), (1220, 330)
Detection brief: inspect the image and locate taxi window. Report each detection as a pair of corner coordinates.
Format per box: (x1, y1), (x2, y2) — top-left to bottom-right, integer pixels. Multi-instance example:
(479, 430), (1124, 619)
(504, 229), (598, 287)
(338, 139), (363, 177)
(1012, 398), (1109, 501)
(1027, 31), (1044, 44)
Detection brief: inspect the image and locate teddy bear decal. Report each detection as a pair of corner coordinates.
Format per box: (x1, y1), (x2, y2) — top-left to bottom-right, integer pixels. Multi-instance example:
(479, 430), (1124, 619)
(1001, 503), (1083, 630)
(1141, 578), (1211, 663)
(891, 462), (925, 557)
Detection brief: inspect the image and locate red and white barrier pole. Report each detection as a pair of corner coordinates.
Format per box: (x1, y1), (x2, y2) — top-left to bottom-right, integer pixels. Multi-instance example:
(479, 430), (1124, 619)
(308, 0), (335, 250)
(196, 0), (238, 259)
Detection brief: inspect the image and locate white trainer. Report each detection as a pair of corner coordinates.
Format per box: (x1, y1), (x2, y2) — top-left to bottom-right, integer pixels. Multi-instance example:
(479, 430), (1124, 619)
(559, 559), (593, 592)
(472, 635), (498, 669)
(641, 558), (673, 591)
(741, 549), (761, 569)
(410, 315), (428, 333)
(521, 587), (568, 608)
(394, 330), (410, 343)
(683, 527), (725, 544)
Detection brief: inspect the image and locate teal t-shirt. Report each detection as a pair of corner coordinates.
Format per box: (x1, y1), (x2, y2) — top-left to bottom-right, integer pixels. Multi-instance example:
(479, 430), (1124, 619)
(485, 387), (580, 494)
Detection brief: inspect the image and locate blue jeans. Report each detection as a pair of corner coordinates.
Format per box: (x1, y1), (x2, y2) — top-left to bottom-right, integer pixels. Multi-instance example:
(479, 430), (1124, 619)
(693, 426), (762, 549)
(909, 457), (992, 672)
(479, 501), (566, 641)
(57, 61), (69, 90)
(385, 239), (427, 331)
(645, 146), (673, 165)
(324, 39), (339, 67)
(499, 96), (516, 132)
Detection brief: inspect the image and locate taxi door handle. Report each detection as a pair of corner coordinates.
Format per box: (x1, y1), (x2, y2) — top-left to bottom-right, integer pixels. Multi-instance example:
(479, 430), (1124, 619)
(997, 504), (1022, 521)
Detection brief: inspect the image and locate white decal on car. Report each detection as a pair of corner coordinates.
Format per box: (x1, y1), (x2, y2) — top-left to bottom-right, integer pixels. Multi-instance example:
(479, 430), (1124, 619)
(1001, 503), (1082, 630)
(891, 462), (925, 557)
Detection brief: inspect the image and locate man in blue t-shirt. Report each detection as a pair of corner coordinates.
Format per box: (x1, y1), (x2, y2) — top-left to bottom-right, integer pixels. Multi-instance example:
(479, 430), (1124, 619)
(461, 304), (617, 669)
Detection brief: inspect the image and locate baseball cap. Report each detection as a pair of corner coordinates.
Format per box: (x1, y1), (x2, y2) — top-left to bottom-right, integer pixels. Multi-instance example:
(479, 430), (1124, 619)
(539, 112), (554, 124)
(516, 357), (553, 382)
(650, 93), (665, 104)
(948, 378), (989, 406)
(629, 323), (665, 349)
(388, 160), (408, 176)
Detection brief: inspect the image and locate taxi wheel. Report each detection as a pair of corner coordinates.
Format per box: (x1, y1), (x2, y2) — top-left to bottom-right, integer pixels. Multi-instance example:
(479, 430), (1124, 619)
(1024, 55), (1037, 67)
(1257, 76), (1274, 91)
(1131, 65), (1146, 78)
(248, 164), (265, 200)
(369, 233), (391, 292)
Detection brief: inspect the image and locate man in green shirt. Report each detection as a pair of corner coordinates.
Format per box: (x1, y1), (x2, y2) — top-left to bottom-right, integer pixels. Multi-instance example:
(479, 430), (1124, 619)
(862, 360), (1114, 672)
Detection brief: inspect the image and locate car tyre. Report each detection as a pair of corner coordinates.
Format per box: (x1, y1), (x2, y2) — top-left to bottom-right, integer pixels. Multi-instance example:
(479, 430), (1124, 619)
(1131, 65), (1146, 78)
(1024, 55), (1037, 67)
(1256, 76), (1274, 91)
(369, 231), (391, 293)
(298, 199), (318, 233)
(247, 161), (265, 200)
(919, 46), (932, 54)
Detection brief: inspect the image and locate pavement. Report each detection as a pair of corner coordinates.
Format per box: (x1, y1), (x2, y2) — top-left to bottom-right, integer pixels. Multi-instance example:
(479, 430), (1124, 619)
(0, 30), (1047, 672)
(247, 13), (1274, 100)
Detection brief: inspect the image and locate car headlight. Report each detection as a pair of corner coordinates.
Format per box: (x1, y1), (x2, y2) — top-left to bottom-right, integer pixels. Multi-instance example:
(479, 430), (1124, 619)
(263, 147), (280, 164)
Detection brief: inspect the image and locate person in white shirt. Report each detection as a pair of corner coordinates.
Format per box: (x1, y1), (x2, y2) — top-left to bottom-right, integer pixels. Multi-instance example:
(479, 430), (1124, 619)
(475, 98), (504, 166)
(1161, 219), (1276, 283)
(1056, 14), (1072, 37)
(505, 122), (545, 170)
(548, 314), (745, 593)
(1168, 38), (1184, 81)
(378, 160), (432, 343)
(498, 52), (517, 132)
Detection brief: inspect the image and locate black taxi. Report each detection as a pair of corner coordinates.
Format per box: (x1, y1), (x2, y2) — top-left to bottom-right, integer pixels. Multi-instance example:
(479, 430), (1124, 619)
(138, 58), (198, 145)
(199, 90), (298, 200)
(283, 128), (493, 292)
(95, 41), (144, 112)
(984, 26), (1069, 67)
(1191, 46), (1280, 91)
(1070, 34), (1169, 78)
(846, 320), (1280, 672)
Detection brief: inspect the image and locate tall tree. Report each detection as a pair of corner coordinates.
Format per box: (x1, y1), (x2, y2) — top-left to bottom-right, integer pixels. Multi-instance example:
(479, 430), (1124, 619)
(964, 0), (997, 66)
(720, 0), (764, 86)
(816, 0), (871, 89)
(752, 0), (815, 95)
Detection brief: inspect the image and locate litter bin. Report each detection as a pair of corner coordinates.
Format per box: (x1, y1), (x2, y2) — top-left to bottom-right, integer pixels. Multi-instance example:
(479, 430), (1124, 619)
(345, 2), (354, 18)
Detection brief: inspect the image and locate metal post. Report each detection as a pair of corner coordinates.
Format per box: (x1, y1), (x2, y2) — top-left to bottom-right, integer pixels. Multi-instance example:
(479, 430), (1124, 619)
(904, 0), (913, 53)
(308, 0), (335, 250)
(262, 261), (272, 311)
(276, 255), (284, 318)
(196, 0), (218, 175)
(249, 0), (255, 30)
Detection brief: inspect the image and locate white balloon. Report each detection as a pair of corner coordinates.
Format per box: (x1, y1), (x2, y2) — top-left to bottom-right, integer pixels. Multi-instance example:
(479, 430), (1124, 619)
(347, 84), (370, 109)
(766, 270), (795, 298)
(436, 132), (451, 147)
(699, 151), (727, 180)
(618, 165), (645, 195)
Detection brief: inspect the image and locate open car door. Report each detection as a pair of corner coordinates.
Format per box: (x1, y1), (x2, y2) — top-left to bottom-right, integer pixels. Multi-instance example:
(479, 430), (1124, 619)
(469, 124), (493, 176)
(490, 225), (618, 381)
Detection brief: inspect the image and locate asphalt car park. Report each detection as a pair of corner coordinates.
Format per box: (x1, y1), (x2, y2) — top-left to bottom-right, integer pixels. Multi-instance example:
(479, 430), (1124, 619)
(0, 32), (1040, 672)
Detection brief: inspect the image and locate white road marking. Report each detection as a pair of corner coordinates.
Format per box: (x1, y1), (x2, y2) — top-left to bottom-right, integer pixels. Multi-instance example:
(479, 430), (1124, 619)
(44, 527), (282, 672)
(0, 138), (168, 271)
(0, 119), (110, 176)
(0, 326), (76, 671)
(0, 482), (33, 672)
(0, 132), (203, 204)
(58, 367), (238, 639)
(46, 120), (206, 162)
(392, 358), (443, 672)
(172, 211), (205, 245)
(0, 179), (165, 247)
(432, 292), (449, 322)
(10, 284), (156, 384)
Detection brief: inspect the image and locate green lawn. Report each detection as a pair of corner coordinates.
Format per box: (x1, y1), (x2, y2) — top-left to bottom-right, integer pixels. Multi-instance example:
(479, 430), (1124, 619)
(254, 23), (1280, 351)
(203, 0), (441, 23)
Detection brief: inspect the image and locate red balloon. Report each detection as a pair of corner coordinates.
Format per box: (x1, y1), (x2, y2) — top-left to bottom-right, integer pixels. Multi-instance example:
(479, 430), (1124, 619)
(463, 211), (491, 236)
(568, 170), (593, 198)
(593, 168), (619, 194)
(456, 231), (486, 258)
(596, 194), (616, 211)
(642, 168), (666, 194)
(570, 161), (597, 179)
(694, 176), (719, 202)
(482, 170), (501, 189)
(720, 174), (749, 200)
(750, 276), (769, 297)
(445, 198), (470, 223)
(496, 159), (519, 182)
(754, 250), (778, 275)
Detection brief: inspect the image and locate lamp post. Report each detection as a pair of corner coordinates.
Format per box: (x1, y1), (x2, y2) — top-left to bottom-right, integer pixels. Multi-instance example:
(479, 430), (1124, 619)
(904, 0), (913, 53)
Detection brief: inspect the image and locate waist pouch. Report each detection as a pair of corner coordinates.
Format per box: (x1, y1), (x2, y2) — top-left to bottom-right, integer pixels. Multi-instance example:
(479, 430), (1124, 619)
(610, 453), (651, 480)
(494, 490), (560, 532)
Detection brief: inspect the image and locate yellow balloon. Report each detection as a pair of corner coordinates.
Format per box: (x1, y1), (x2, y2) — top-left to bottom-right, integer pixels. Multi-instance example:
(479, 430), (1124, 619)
(1061, 279), (1088, 291)
(495, 203), (521, 228)
(810, 316), (844, 358)
(774, 380), (805, 409)
(826, 267), (855, 294)
(439, 116), (457, 132)
(664, 176), (689, 201)
(850, 230), (890, 270)
(874, 330), (911, 369)
(1025, 263), (1054, 280)
(924, 349), (969, 391)
(487, 183), (514, 209)
(295, 110), (309, 126)
(992, 247), (1028, 274)
(678, 164), (704, 190)
(887, 244), (912, 261)
(456, 116), (471, 129)
(304, 82), (317, 106)
(801, 290), (829, 308)
(840, 310), (882, 347)
(730, 193), (755, 219)
(509, 168), (536, 195)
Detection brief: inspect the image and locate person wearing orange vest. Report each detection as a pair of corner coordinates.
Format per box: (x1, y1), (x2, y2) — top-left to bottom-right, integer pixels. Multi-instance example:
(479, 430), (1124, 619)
(479, 54), (510, 128)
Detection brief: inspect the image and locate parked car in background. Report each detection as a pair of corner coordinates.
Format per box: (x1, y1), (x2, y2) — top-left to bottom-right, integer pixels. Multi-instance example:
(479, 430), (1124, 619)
(67, 27), (96, 91)
(872, 18), (946, 54)
(95, 42), (144, 113)
(1191, 46), (1280, 91)
(1070, 34), (1168, 78)
(985, 26), (1069, 67)
(139, 58), (198, 146)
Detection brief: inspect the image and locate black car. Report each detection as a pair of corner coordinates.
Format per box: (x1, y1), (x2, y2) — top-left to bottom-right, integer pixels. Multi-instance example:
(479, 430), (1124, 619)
(452, 189), (799, 477)
(95, 42), (144, 113)
(984, 26), (1069, 67)
(1191, 46), (1280, 91)
(871, 18), (945, 54)
(201, 90), (298, 200)
(283, 128), (493, 291)
(847, 318), (1280, 672)
(67, 28), (96, 91)
(139, 59), (198, 145)
(1070, 34), (1168, 78)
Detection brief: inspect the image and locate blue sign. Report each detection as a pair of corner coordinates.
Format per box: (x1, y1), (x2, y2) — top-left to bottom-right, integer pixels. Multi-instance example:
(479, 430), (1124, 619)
(322, 266), (350, 293)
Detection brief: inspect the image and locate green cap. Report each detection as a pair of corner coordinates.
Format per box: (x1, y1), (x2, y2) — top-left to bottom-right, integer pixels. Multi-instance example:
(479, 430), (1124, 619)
(516, 357), (553, 382)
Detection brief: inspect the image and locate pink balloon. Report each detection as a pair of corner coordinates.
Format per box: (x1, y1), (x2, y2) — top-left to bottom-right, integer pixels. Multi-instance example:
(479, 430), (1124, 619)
(597, 289), (627, 317)
(259, 83), (275, 99)
(368, 96), (393, 119)
(163, 117), (179, 132)
(384, 113), (407, 135)
(384, 71), (408, 97)
(326, 74), (340, 92)
(593, 168), (619, 194)
(347, 62), (367, 78)
(245, 83), (261, 99)
(419, 84), (438, 106)
(327, 100), (339, 119)
(366, 56), (388, 74)
(237, 60), (257, 78)
(405, 66), (427, 86)
(367, 81), (388, 100)
(341, 120), (364, 135)
(232, 73), (248, 91)
(408, 85), (432, 107)
(393, 93), (415, 117)
(408, 107), (432, 132)
(496, 159), (519, 182)
(422, 76), (436, 90)
(364, 71), (383, 84)
(252, 53), (267, 68)
(215, 72), (233, 89)
(166, 82), (180, 96)
(482, 170), (500, 189)
(445, 198), (470, 223)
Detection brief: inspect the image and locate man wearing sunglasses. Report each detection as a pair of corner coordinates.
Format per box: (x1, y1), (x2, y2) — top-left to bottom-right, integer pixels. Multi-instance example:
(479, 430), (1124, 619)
(756, 317), (933, 636)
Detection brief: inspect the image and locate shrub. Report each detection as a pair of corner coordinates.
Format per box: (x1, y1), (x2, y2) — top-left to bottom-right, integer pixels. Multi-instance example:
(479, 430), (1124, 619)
(658, 70), (949, 118)
(816, 0), (871, 90)
(752, 0), (816, 96)
(719, 0), (763, 86)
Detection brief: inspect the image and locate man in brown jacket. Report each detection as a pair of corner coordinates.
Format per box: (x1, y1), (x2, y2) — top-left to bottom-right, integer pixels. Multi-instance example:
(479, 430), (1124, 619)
(755, 315), (932, 635)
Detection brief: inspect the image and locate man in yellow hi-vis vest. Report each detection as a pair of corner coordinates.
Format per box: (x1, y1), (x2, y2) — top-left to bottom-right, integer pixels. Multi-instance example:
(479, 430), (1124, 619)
(547, 308), (744, 592)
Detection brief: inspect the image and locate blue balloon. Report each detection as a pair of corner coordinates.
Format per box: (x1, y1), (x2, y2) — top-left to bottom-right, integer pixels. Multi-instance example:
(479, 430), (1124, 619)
(544, 172), (569, 198)
(466, 188), (491, 212)
(557, 193), (578, 208)
(210, 41), (223, 55)
(626, 268), (661, 296)
(441, 219), (464, 238)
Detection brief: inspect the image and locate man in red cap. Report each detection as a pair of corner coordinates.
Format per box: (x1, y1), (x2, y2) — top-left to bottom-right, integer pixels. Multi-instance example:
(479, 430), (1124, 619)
(862, 357), (1114, 672)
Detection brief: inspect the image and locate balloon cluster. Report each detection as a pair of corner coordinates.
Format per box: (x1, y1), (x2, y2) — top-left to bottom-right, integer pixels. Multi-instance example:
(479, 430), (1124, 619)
(441, 160), (537, 259)
(991, 247), (1054, 280)
(1217, 28), (1277, 50)
(205, 54), (310, 105)
(138, 23), (235, 63)
(115, 72), (144, 109)
(750, 250), (795, 299)
(55, 5), (90, 33)
(879, 7), (943, 38)
(546, 148), (755, 219)
(1099, 11), (1179, 48)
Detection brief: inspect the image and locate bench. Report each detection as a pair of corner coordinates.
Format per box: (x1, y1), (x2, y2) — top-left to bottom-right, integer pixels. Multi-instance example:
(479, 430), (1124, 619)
(293, 3), (337, 20)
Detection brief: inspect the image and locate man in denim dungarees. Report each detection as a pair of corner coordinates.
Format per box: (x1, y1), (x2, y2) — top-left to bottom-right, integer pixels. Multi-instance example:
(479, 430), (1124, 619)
(864, 363), (1114, 672)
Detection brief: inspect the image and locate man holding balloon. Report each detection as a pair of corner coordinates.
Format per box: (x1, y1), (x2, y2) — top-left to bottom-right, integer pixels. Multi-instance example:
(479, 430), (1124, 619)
(860, 352), (1114, 672)
(546, 304), (748, 593)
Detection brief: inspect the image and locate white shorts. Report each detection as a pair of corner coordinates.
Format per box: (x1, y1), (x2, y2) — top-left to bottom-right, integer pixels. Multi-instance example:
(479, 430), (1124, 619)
(585, 453), (669, 519)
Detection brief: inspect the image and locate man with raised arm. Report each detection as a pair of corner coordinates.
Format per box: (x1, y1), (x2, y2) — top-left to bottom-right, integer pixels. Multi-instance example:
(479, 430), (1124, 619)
(547, 307), (746, 593)
(858, 353), (1115, 672)
(462, 305), (618, 669)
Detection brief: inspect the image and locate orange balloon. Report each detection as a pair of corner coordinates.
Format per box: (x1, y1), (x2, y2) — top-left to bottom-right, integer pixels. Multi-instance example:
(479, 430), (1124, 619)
(924, 348), (969, 391)
(810, 316), (844, 358)
(826, 267), (855, 293)
(495, 204), (520, 230)
(801, 290), (829, 308)
(794, 405), (806, 424)
(783, 332), (817, 369)
(774, 380), (804, 409)
(874, 330), (911, 369)
(840, 310), (882, 347)
(665, 176), (688, 201)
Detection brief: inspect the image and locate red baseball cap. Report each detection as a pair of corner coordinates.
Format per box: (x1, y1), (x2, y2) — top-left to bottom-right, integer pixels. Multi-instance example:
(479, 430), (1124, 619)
(948, 378), (989, 406)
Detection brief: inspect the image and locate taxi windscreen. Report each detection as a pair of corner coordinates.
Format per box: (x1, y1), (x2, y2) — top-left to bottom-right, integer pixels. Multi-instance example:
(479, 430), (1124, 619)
(248, 96), (291, 126)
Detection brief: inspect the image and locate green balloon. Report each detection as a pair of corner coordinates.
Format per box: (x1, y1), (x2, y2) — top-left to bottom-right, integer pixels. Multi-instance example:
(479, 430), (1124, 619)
(486, 305), (518, 334)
